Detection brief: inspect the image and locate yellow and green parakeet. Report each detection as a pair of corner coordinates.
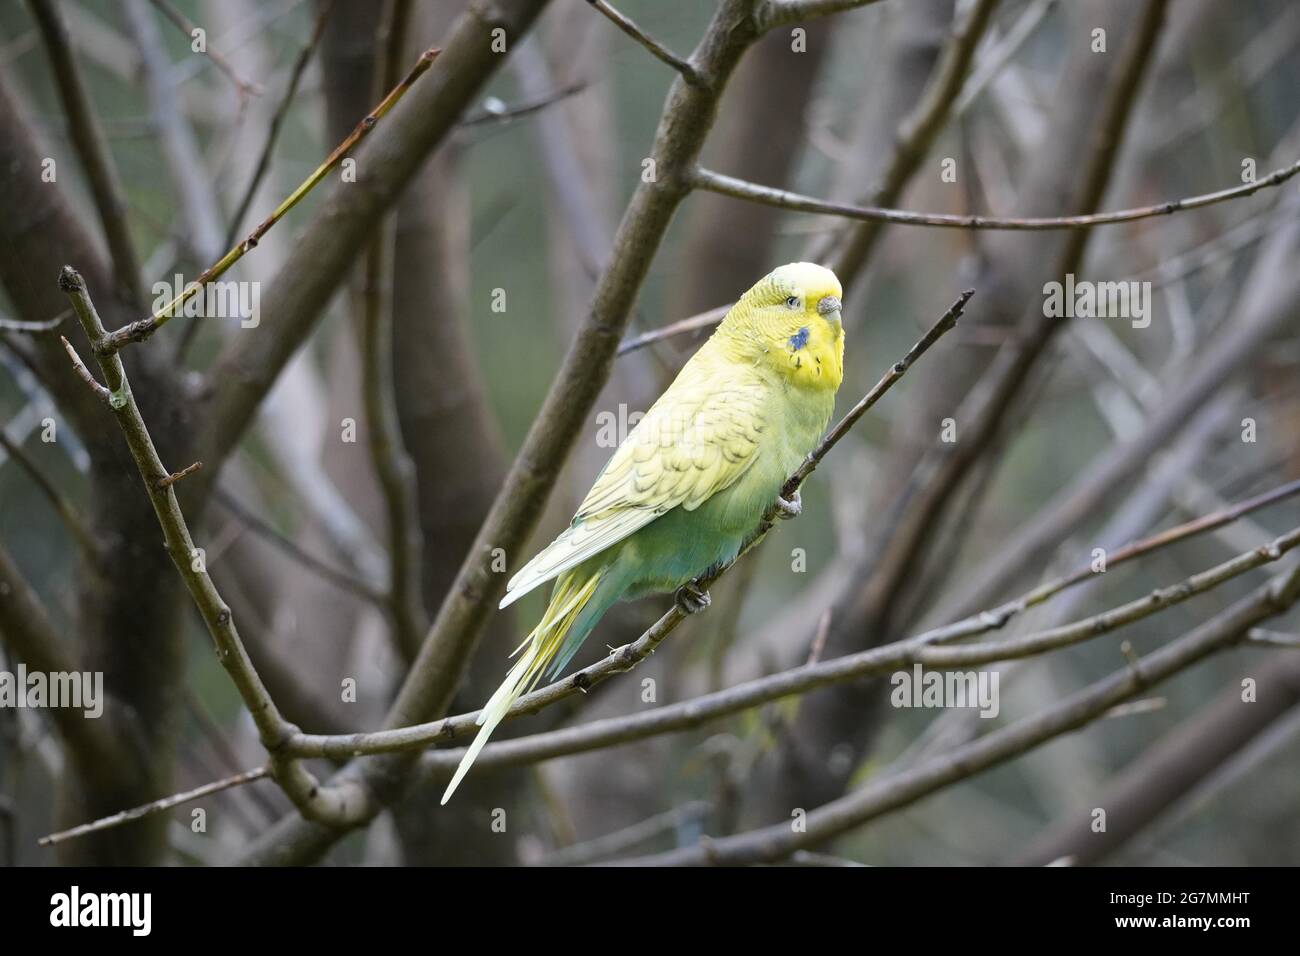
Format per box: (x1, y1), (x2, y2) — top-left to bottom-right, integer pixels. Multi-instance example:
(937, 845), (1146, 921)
(442, 262), (845, 803)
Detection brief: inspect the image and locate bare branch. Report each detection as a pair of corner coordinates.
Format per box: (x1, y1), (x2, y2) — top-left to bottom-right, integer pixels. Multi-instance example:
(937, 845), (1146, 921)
(0, 309), (69, 333)
(96, 45), (441, 355)
(0, 544), (121, 765)
(1016, 653), (1300, 866)
(285, 519), (1300, 762)
(222, 0), (335, 248)
(28, 0), (146, 307)
(693, 158), (1300, 231)
(59, 335), (108, 403)
(146, 0), (264, 102)
(57, 266), (351, 823)
(201, 0), (548, 468)
(585, 1), (700, 84)
(617, 304), (730, 355)
(821, 0), (1000, 283)
(357, 0), (426, 664)
(38, 766), (269, 848)
(121, 0), (226, 263)
(155, 459), (201, 490)
(459, 79), (589, 128)
(613, 567), (1300, 865)
(755, 0), (886, 31)
(0, 424), (97, 558)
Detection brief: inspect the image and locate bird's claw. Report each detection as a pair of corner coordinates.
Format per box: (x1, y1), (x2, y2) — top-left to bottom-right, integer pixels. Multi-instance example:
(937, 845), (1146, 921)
(774, 490), (802, 520)
(675, 582), (712, 615)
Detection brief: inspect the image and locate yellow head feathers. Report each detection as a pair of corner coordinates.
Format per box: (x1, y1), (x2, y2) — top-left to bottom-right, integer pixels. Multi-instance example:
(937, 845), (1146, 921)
(716, 262), (845, 392)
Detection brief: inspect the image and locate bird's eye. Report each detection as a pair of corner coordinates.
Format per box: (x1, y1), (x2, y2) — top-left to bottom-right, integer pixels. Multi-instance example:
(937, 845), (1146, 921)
(785, 296), (800, 310)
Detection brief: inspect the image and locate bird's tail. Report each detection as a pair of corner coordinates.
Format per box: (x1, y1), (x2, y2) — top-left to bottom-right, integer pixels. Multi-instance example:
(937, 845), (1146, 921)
(440, 567), (607, 804)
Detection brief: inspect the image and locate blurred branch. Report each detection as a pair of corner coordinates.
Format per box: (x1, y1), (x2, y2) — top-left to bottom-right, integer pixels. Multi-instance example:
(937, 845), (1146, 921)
(210, 487), (387, 605)
(0, 310), (69, 333)
(929, 244), (1300, 626)
(146, 0), (264, 102)
(97, 44), (440, 355)
(28, 0), (146, 307)
(615, 566), (1300, 865)
(358, 0), (426, 664)
(0, 76), (135, 451)
(953, 0), (1057, 116)
(122, 0), (225, 264)
(617, 303), (731, 355)
(0, 544), (121, 765)
(540, 801), (710, 865)
(202, 1), (549, 469)
(756, 0), (885, 30)
(585, 0), (700, 84)
(0, 425), (97, 559)
(459, 79), (588, 128)
(1016, 653), (1300, 866)
(822, 0), (999, 282)
(693, 158), (1300, 230)
(221, 0), (334, 249)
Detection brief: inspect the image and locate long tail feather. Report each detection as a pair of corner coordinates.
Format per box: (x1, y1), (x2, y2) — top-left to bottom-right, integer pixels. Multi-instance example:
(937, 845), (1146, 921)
(440, 569), (604, 805)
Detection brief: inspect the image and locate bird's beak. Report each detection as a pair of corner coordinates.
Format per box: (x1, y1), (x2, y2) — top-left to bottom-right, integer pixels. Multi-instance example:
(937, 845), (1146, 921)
(817, 295), (842, 323)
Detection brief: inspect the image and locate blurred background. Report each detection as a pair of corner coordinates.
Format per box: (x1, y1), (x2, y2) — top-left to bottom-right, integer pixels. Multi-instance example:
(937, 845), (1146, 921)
(0, 0), (1298, 865)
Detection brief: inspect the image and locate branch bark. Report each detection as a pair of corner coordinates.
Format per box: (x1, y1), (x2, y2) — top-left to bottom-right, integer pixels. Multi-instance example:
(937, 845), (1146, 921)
(614, 566), (1300, 865)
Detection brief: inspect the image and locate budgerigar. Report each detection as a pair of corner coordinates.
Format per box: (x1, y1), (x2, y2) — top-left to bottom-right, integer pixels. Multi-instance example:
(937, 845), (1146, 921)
(441, 262), (845, 803)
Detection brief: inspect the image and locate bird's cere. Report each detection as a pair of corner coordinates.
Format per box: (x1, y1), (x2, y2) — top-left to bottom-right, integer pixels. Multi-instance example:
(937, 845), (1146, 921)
(817, 295), (842, 316)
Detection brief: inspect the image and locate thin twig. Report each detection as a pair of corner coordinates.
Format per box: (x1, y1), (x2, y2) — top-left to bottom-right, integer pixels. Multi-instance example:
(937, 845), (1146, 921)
(459, 79), (589, 128)
(786, 290), (973, 495)
(221, 0), (334, 250)
(146, 0), (263, 101)
(0, 426), (97, 558)
(0, 309), (69, 333)
(617, 303), (731, 355)
(156, 460), (202, 489)
(359, 0), (426, 663)
(693, 159), (1300, 231)
(123, 0), (225, 263)
(28, 0), (146, 307)
(586, 0), (700, 83)
(211, 487), (388, 605)
(59, 335), (108, 403)
(38, 766), (269, 847)
(97, 45), (441, 355)
(612, 567), (1300, 865)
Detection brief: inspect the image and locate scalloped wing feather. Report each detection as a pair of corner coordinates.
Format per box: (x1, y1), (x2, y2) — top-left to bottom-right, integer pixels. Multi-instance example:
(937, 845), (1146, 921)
(499, 358), (767, 609)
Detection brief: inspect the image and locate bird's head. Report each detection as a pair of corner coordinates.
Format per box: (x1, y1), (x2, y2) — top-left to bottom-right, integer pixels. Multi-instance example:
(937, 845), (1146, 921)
(719, 262), (845, 393)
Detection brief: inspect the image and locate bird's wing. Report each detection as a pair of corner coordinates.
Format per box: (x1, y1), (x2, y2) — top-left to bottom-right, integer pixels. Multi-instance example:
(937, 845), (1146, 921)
(500, 367), (768, 608)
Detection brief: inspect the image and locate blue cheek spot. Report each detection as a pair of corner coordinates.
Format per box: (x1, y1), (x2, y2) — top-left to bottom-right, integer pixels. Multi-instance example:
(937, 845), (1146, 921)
(788, 326), (809, 351)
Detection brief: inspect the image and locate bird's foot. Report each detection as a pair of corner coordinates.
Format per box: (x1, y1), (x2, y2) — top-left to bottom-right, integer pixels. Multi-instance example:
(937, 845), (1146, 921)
(774, 490), (802, 520)
(675, 582), (712, 615)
